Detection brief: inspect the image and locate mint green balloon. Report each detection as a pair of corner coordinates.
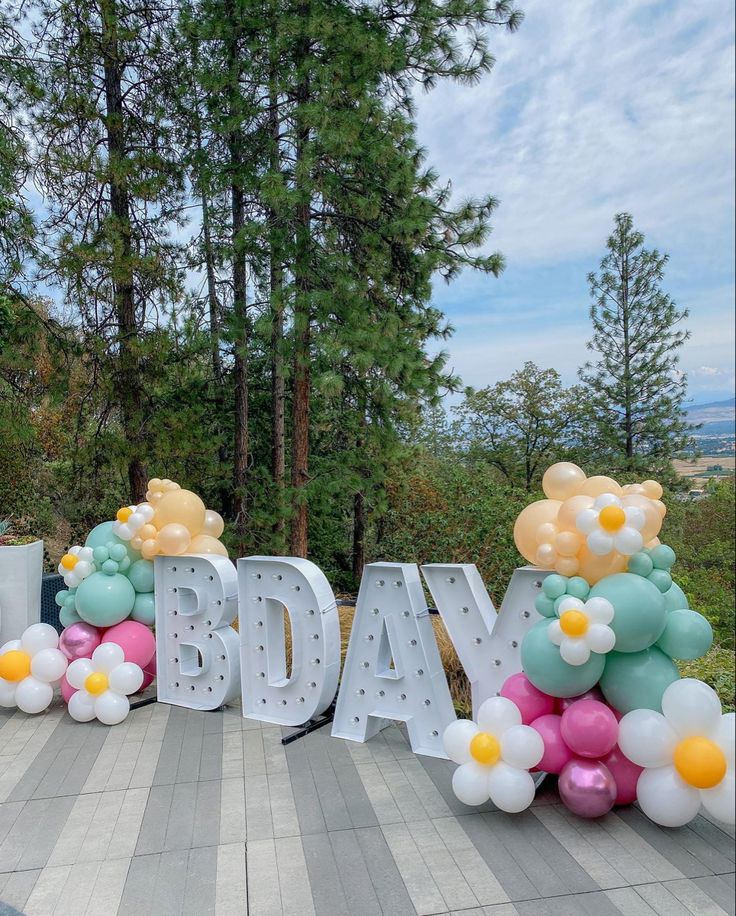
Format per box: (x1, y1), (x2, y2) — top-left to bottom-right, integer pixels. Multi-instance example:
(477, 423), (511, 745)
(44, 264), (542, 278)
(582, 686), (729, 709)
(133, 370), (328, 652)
(128, 559), (155, 593)
(542, 574), (567, 600)
(567, 576), (591, 600)
(650, 544), (676, 570)
(521, 619), (605, 698)
(535, 594), (556, 617)
(600, 647), (679, 713)
(59, 604), (83, 627)
(656, 609), (713, 660)
(664, 581), (689, 611)
(85, 521), (141, 564)
(590, 573), (666, 653)
(648, 569), (672, 593)
(131, 592), (155, 626)
(75, 571), (135, 627)
(628, 552), (654, 577)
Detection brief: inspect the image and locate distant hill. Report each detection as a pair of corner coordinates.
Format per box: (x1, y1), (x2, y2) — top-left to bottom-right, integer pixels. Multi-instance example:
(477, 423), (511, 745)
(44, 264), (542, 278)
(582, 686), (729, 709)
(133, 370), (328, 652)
(687, 398), (735, 449)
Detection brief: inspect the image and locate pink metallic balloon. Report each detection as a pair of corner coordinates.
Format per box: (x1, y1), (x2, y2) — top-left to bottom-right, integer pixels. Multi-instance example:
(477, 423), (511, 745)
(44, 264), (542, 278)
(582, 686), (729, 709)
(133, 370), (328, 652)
(558, 759), (617, 818)
(560, 700), (618, 758)
(556, 686), (604, 714)
(59, 622), (102, 661)
(602, 746), (643, 806)
(500, 672), (556, 724)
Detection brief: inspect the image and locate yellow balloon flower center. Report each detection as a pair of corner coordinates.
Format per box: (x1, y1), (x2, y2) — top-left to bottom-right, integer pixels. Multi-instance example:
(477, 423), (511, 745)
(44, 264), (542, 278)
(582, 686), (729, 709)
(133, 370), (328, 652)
(116, 506), (133, 522)
(0, 649), (32, 682)
(560, 609), (589, 637)
(60, 553), (78, 570)
(85, 672), (109, 696)
(674, 736), (727, 789)
(469, 732), (501, 766)
(599, 505), (626, 532)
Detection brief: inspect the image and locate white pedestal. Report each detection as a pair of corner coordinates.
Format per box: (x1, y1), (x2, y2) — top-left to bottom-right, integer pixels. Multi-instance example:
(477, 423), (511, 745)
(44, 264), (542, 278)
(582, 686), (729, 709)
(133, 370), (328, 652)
(0, 540), (43, 645)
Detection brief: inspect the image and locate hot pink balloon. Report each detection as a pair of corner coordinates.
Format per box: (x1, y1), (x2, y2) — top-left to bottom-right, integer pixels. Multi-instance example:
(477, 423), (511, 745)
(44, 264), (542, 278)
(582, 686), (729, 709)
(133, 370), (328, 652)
(556, 686), (604, 714)
(60, 673), (77, 703)
(603, 746), (643, 806)
(59, 622), (103, 661)
(560, 700), (618, 759)
(558, 759), (617, 818)
(500, 672), (555, 725)
(102, 620), (156, 668)
(530, 714), (574, 774)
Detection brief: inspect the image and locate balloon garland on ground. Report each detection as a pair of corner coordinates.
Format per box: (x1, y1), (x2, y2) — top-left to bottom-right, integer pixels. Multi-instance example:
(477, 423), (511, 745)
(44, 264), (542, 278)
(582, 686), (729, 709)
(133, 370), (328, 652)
(444, 461), (733, 827)
(0, 477), (225, 727)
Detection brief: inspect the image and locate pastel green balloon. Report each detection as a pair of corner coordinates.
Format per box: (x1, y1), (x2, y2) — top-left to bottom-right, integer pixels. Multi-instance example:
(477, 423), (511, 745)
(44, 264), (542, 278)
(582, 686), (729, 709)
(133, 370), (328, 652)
(85, 521), (141, 564)
(600, 647), (679, 713)
(128, 559), (155, 593)
(521, 619), (605, 698)
(650, 544), (676, 570)
(648, 569), (672, 594)
(628, 552), (654, 578)
(590, 573), (666, 653)
(567, 577), (591, 600)
(131, 592), (155, 626)
(656, 609), (713, 660)
(535, 594), (557, 617)
(59, 604), (83, 627)
(75, 571), (135, 627)
(664, 581), (689, 612)
(542, 574), (568, 600)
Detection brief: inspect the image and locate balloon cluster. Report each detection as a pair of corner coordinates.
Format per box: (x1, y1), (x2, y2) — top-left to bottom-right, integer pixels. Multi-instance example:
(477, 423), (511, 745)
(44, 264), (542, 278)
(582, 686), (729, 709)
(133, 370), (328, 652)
(112, 477), (227, 560)
(514, 462), (666, 583)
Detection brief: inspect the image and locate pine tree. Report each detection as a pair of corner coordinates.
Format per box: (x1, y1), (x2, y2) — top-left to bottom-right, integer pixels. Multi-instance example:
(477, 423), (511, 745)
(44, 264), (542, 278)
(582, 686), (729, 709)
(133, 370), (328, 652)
(580, 213), (693, 472)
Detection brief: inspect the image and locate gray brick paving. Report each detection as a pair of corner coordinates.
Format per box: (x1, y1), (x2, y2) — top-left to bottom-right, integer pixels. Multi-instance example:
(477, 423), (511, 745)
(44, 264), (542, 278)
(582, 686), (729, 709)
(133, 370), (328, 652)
(0, 698), (733, 915)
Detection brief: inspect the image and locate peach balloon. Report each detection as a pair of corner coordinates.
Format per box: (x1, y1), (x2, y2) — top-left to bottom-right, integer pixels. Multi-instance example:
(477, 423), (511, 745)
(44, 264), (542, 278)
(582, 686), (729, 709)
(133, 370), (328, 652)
(139, 523), (157, 540)
(202, 510), (225, 538)
(513, 499), (563, 563)
(555, 530), (581, 557)
(576, 544), (627, 584)
(642, 480), (663, 499)
(188, 534), (229, 557)
(621, 494), (662, 541)
(578, 476), (622, 497)
(557, 495), (595, 531)
(536, 522), (558, 544)
(621, 483), (646, 495)
(536, 544), (558, 568)
(652, 499), (667, 518)
(153, 489), (206, 535)
(130, 536), (143, 550)
(645, 537), (661, 549)
(542, 462), (587, 500)
(157, 523), (191, 555)
(556, 556), (580, 577)
(141, 538), (159, 559)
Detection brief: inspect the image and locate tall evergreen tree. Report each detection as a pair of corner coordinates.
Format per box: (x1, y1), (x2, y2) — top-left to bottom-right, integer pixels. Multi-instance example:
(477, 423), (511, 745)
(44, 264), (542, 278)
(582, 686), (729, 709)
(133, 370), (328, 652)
(580, 213), (693, 472)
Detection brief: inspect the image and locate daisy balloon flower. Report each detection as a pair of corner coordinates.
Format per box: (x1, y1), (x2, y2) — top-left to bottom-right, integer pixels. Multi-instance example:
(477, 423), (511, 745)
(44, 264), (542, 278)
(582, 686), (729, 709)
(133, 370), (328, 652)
(58, 545), (96, 588)
(66, 642), (144, 726)
(576, 494), (645, 556)
(0, 624), (68, 714)
(618, 678), (735, 827)
(547, 596), (616, 665)
(442, 696), (544, 812)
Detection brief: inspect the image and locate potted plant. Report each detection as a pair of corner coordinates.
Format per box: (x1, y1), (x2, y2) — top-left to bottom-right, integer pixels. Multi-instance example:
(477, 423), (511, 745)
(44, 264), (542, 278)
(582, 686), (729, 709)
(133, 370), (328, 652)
(0, 519), (43, 644)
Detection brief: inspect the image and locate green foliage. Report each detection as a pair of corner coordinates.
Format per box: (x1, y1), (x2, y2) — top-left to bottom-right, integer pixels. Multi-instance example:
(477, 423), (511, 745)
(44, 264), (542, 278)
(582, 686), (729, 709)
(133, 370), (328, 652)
(679, 648), (735, 714)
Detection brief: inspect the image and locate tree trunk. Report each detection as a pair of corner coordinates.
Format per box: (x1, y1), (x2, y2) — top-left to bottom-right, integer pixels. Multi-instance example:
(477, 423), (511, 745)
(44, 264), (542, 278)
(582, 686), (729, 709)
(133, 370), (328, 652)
(352, 490), (366, 581)
(101, 0), (147, 503)
(621, 243), (634, 466)
(290, 25), (311, 558)
(200, 163), (222, 387)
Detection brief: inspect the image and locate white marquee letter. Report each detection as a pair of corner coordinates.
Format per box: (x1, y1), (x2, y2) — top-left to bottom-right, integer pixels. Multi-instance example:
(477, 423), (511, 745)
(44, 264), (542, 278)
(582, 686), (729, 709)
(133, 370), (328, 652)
(421, 564), (544, 716)
(238, 556), (341, 726)
(154, 555), (240, 710)
(332, 562), (456, 758)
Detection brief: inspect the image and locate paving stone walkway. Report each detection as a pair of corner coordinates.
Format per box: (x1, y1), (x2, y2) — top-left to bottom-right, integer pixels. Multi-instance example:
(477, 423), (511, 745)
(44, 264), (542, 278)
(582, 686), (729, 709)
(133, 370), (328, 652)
(1, 699), (734, 916)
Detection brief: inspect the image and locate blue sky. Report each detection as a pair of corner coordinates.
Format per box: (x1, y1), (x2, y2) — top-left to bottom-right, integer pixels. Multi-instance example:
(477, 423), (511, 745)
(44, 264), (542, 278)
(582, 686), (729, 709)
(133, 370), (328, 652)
(414, 0), (735, 404)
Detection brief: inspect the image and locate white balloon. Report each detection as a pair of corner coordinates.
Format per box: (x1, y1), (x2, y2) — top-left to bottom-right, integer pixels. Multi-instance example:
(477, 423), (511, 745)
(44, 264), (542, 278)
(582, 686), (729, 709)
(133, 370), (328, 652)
(614, 528), (643, 555)
(108, 662), (144, 696)
(587, 624), (616, 655)
(661, 678), (722, 739)
(68, 690), (96, 722)
(636, 765), (701, 827)
(558, 597), (584, 614)
(585, 597), (614, 625)
(594, 493), (620, 509)
(31, 648), (68, 684)
(92, 642), (125, 673)
(138, 503), (155, 522)
(0, 639), (22, 654)
(547, 620), (563, 646)
(66, 658), (95, 690)
(487, 762), (536, 813)
(0, 679), (17, 707)
(560, 638), (590, 666)
(452, 762), (490, 806)
(576, 509), (599, 534)
(501, 725), (544, 770)
(95, 691), (130, 726)
(116, 523), (133, 540)
(587, 530), (614, 556)
(701, 771), (735, 826)
(624, 506), (645, 530)
(21, 623), (59, 655)
(714, 713), (735, 766)
(618, 708), (677, 767)
(442, 719), (479, 764)
(15, 677), (53, 714)
(477, 696), (521, 736)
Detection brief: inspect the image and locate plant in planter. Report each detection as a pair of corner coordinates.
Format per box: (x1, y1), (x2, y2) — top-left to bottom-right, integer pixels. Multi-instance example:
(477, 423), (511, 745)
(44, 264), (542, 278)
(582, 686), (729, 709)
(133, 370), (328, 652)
(0, 518), (44, 644)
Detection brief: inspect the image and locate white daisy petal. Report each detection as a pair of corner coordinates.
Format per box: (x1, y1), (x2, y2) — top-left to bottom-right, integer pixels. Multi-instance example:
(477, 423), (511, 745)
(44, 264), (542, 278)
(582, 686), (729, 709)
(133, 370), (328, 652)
(714, 713), (735, 767)
(0, 679), (17, 706)
(587, 530), (614, 556)
(584, 597), (614, 624)
(92, 643), (125, 674)
(452, 762), (491, 806)
(624, 506), (645, 530)
(68, 689), (97, 722)
(442, 719), (480, 764)
(560, 637), (590, 666)
(501, 724), (545, 770)
(557, 596), (585, 614)
(547, 620), (564, 646)
(576, 508), (599, 534)
(618, 708), (677, 767)
(614, 527), (644, 555)
(700, 771), (735, 826)
(587, 623), (616, 655)
(487, 762), (536, 813)
(594, 493), (621, 509)
(662, 678), (722, 738)
(477, 696), (522, 736)
(66, 658), (95, 690)
(637, 765), (702, 827)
